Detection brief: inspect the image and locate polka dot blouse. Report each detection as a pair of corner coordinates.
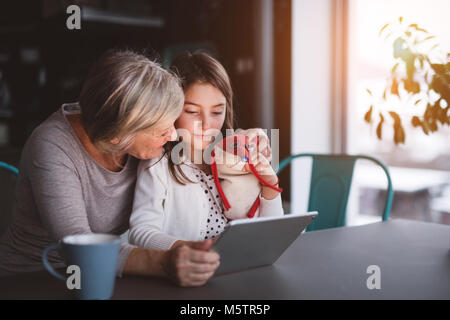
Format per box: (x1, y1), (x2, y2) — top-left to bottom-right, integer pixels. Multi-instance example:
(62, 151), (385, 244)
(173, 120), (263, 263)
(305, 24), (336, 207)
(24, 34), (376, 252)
(191, 166), (229, 240)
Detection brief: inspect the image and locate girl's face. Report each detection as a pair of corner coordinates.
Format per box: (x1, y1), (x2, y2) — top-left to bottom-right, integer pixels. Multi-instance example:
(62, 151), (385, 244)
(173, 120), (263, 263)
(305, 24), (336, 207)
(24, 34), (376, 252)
(175, 82), (226, 151)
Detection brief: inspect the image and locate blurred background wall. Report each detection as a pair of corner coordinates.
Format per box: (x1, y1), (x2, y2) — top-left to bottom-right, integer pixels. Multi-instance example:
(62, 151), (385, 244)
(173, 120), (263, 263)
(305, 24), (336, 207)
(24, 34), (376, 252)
(0, 0), (449, 225)
(0, 0), (291, 167)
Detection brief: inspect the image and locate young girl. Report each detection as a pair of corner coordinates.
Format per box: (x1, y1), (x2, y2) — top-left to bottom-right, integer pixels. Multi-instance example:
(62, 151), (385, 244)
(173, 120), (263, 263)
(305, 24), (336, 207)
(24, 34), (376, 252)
(129, 52), (283, 250)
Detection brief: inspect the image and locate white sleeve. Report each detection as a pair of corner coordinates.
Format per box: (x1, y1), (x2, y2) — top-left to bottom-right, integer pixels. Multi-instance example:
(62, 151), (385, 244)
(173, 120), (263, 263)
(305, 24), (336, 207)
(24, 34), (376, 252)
(128, 158), (179, 250)
(258, 193), (284, 217)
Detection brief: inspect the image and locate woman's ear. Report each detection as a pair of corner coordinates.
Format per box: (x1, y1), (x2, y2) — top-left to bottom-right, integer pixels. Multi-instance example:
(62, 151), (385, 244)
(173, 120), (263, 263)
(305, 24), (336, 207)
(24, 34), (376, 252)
(110, 137), (120, 145)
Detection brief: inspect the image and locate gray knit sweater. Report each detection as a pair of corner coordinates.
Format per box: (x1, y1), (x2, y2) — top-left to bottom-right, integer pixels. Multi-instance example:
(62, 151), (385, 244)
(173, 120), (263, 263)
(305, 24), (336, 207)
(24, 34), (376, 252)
(0, 103), (138, 277)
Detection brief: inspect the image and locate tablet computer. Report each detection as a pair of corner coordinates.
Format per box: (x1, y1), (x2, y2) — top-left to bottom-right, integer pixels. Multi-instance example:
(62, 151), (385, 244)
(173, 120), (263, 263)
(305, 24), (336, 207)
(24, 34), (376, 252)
(212, 211), (318, 275)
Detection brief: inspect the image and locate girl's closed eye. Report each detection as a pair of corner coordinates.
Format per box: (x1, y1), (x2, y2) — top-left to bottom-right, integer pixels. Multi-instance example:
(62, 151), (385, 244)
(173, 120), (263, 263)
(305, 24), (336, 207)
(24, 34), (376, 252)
(212, 106), (225, 116)
(160, 126), (174, 137)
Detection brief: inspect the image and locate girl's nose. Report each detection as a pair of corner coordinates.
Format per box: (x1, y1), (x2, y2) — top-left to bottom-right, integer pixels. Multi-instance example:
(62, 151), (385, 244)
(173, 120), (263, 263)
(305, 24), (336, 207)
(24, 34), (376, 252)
(201, 115), (211, 130)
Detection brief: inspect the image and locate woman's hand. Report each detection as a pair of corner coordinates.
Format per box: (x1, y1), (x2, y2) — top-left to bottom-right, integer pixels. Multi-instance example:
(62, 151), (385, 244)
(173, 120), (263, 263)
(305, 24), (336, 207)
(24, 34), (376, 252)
(163, 239), (220, 287)
(124, 240), (220, 287)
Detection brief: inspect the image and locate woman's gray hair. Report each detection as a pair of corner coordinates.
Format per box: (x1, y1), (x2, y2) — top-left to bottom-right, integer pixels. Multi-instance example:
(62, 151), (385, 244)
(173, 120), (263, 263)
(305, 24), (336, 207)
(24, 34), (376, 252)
(79, 49), (184, 154)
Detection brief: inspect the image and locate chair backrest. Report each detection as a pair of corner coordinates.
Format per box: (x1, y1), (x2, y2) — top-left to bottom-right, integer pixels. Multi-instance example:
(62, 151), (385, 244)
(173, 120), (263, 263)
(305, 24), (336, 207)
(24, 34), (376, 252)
(277, 154), (394, 231)
(0, 162), (19, 237)
(0, 162), (19, 175)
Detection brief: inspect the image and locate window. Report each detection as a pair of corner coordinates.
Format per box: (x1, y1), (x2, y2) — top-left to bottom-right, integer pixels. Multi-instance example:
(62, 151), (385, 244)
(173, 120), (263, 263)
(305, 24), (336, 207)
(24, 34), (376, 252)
(347, 0), (450, 170)
(346, 0), (450, 226)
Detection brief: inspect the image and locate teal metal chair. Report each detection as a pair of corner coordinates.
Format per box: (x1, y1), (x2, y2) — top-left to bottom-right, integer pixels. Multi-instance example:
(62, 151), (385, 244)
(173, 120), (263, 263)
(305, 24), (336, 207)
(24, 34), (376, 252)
(0, 161), (19, 237)
(277, 154), (394, 231)
(0, 161), (19, 175)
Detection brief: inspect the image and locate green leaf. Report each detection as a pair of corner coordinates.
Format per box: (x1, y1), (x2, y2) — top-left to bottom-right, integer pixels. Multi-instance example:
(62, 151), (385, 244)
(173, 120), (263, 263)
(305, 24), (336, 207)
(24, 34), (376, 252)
(394, 121), (406, 144)
(366, 88), (373, 96)
(414, 99), (421, 105)
(424, 103), (432, 122)
(418, 56), (424, 68)
(408, 23), (427, 33)
(422, 35), (436, 42)
(429, 119), (438, 132)
(430, 72), (450, 102)
(391, 78), (399, 96)
(436, 105), (449, 124)
(376, 113), (384, 140)
(430, 63), (445, 74)
(389, 111), (401, 122)
(384, 32), (393, 40)
(416, 27), (428, 33)
(379, 23), (390, 37)
(398, 124), (405, 143)
(393, 38), (406, 59)
(430, 43), (439, 51)
(403, 78), (420, 94)
(405, 54), (416, 81)
(420, 121), (430, 135)
(424, 109), (438, 131)
(364, 105), (373, 123)
(411, 116), (421, 127)
(391, 62), (400, 74)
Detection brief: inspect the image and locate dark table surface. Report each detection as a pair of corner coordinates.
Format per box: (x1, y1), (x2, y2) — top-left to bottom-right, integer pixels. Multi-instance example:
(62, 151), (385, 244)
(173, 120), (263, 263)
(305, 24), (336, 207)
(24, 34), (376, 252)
(1, 219), (449, 300)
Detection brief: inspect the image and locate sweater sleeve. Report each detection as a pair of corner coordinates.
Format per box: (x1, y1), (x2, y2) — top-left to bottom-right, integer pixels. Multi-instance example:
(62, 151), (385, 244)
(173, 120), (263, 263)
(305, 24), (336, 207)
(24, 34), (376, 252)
(26, 134), (135, 277)
(258, 193), (284, 217)
(128, 157), (179, 250)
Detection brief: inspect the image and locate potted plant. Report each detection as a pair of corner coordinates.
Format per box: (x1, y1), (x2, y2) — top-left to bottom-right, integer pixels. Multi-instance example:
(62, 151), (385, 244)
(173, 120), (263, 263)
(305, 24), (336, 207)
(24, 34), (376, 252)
(364, 17), (450, 144)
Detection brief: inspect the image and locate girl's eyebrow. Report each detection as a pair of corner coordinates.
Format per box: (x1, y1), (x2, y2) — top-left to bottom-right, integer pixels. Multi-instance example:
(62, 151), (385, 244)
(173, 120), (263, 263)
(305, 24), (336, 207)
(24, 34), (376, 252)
(184, 101), (200, 107)
(184, 101), (225, 108)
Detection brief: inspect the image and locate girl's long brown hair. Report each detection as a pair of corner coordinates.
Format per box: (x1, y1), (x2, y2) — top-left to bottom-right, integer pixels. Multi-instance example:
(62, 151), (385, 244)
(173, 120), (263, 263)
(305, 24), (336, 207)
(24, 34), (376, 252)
(166, 51), (235, 185)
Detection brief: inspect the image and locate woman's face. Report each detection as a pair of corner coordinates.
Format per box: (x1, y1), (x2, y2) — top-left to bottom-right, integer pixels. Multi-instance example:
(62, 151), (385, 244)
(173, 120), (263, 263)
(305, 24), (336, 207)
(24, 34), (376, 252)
(175, 82), (226, 151)
(127, 122), (177, 160)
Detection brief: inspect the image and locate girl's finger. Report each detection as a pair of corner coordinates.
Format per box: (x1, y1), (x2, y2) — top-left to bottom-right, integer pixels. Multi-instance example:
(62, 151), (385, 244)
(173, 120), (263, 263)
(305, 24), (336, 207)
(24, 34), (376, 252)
(263, 146), (272, 161)
(250, 151), (270, 167)
(247, 149), (259, 164)
(251, 138), (269, 157)
(255, 163), (274, 176)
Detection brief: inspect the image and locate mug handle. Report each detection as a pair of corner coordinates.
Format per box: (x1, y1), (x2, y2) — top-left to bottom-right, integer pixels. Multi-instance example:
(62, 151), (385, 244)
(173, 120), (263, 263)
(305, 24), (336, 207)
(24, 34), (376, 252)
(42, 243), (66, 281)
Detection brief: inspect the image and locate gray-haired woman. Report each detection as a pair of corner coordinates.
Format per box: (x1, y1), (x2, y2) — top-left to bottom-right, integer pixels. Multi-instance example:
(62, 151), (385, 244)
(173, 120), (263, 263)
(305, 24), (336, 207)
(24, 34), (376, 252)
(0, 50), (220, 287)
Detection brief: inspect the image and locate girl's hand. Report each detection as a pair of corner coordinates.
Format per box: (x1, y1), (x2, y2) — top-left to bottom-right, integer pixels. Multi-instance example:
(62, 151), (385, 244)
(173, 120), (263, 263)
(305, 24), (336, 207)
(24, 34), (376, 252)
(241, 128), (272, 161)
(241, 130), (276, 178)
(242, 151), (280, 200)
(243, 151), (276, 179)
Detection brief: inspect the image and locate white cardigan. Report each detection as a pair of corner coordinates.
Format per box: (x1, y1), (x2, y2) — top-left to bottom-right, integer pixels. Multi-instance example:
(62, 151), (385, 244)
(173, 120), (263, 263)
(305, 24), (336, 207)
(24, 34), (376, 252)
(129, 155), (284, 250)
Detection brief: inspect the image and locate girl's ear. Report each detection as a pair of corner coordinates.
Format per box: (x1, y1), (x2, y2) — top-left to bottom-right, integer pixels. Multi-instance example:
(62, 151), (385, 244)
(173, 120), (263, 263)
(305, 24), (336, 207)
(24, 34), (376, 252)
(110, 137), (120, 145)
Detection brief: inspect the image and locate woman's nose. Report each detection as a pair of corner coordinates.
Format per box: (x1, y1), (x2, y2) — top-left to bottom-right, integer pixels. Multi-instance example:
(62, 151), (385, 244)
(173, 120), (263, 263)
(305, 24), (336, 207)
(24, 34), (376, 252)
(168, 126), (177, 142)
